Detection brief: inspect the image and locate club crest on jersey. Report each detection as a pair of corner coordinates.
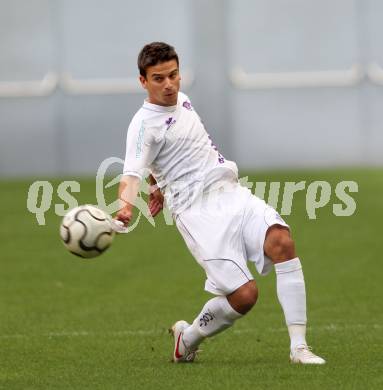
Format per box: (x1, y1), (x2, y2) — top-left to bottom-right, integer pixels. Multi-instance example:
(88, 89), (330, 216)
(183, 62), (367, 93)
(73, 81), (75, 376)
(165, 117), (176, 130)
(182, 101), (193, 111)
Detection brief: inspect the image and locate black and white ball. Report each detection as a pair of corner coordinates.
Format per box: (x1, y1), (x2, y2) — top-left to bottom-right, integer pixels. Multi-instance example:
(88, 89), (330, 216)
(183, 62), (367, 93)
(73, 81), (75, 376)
(60, 205), (115, 258)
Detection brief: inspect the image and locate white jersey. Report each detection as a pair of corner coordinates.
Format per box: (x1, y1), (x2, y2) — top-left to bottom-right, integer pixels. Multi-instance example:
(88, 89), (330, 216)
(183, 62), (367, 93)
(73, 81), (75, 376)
(123, 92), (238, 214)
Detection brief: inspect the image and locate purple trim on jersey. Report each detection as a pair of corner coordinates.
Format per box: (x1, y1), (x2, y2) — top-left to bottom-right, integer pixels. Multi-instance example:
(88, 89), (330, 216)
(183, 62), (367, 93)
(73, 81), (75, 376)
(207, 133), (225, 163)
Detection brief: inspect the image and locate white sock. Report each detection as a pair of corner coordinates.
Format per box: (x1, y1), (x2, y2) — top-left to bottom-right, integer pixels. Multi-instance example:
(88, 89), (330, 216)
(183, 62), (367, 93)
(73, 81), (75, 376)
(275, 257), (307, 350)
(288, 324), (307, 350)
(182, 296), (242, 348)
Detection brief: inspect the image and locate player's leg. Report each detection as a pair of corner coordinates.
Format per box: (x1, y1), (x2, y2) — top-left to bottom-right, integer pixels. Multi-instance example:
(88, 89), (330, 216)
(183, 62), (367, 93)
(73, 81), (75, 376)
(264, 225), (325, 364)
(171, 184), (259, 363)
(227, 279), (258, 314)
(264, 226), (306, 348)
(171, 280), (258, 363)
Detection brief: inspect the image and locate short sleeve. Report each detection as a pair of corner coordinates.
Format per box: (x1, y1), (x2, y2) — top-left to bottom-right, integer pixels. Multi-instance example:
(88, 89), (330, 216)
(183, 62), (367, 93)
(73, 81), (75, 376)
(123, 118), (164, 179)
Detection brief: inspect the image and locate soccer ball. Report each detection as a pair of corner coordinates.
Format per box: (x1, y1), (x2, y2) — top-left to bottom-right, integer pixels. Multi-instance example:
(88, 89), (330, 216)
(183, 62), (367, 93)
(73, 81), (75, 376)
(60, 205), (115, 258)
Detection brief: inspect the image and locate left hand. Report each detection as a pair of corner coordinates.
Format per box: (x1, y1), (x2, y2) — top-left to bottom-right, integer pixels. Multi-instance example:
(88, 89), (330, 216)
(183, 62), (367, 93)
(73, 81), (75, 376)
(148, 187), (164, 217)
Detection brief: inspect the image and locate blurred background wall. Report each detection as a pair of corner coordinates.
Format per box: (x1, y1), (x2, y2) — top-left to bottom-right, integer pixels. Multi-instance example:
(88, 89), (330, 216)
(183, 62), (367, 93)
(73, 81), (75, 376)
(0, 0), (382, 177)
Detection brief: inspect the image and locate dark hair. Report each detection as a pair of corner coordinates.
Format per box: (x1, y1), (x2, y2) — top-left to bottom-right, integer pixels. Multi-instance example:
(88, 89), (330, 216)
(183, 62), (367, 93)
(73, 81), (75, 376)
(137, 42), (179, 78)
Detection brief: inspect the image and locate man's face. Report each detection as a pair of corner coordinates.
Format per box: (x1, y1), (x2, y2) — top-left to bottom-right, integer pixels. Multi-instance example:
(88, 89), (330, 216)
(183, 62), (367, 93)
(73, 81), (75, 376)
(140, 59), (180, 106)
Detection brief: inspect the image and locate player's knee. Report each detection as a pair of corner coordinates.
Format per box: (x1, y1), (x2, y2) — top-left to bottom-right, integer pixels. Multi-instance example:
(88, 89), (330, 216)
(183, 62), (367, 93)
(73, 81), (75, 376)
(265, 227), (296, 262)
(239, 283), (258, 313)
(227, 281), (258, 315)
(277, 235), (295, 258)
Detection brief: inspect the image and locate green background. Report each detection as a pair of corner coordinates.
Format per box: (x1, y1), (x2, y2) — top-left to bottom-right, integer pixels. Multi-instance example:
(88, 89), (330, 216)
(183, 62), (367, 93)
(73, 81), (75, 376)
(1, 169), (382, 389)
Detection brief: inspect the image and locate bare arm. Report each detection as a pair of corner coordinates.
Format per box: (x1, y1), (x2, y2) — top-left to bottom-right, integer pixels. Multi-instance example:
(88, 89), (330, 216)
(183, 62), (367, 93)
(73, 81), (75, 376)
(115, 174), (164, 226)
(115, 175), (141, 226)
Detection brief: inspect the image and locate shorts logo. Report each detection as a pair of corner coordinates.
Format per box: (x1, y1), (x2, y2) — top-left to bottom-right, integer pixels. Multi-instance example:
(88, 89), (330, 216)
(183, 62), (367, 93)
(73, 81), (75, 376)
(199, 310), (215, 327)
(182, 101), (193, 110)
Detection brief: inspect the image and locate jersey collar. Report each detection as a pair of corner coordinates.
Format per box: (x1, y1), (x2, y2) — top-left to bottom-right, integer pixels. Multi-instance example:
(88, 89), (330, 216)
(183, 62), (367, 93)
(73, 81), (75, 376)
(143, 98), (178, 113)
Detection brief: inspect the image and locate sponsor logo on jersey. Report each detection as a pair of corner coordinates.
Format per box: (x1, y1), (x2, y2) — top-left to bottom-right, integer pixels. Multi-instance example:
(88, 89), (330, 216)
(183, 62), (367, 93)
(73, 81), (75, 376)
(182, 100), (193, 110)
(165, 117), (176, 130)
(135, 121), (145, 158)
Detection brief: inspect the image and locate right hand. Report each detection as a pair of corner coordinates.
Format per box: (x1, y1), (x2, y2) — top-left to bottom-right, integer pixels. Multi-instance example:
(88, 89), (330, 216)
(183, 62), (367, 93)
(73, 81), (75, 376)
(115, 206), (133, 227)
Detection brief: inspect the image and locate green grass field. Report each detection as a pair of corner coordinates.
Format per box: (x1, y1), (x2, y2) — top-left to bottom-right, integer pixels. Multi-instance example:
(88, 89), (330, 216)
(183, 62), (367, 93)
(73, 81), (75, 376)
(0, 169), (382, 389)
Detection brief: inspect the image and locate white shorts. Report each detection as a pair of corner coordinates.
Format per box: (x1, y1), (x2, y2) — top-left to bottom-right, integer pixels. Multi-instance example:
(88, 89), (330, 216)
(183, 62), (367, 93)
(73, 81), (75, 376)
(175, 181), (289, 296)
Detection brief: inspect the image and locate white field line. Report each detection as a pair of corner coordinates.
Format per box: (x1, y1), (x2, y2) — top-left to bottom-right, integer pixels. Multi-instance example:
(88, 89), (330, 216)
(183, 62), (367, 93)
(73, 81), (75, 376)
(0, 323), (381, 340)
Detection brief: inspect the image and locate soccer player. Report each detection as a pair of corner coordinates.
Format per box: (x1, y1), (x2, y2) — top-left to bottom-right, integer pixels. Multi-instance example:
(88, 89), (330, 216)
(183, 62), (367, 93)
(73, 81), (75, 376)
(116, 42), (325, 365)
